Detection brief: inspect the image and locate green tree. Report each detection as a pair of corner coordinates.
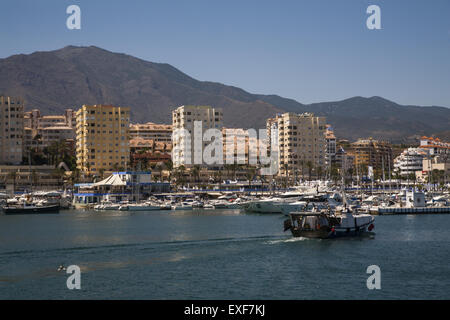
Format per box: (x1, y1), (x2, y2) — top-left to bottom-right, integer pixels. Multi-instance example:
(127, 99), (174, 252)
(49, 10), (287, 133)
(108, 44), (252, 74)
(192, 165), (201, 184)
(306, 161), (313, 181)
(317, 166), (323, 181)
(7, 171), (17, 194)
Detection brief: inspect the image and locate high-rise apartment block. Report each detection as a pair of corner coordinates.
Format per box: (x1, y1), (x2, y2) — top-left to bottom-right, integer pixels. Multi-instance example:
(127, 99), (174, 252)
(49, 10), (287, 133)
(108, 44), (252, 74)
(267, 112), (327, 176)
(172, 105), (223, 167)
(325, 125), (336, 166)
(76, 105), (130, 173)
(348, 138), (393, 171)
(0, 95), (24, 164)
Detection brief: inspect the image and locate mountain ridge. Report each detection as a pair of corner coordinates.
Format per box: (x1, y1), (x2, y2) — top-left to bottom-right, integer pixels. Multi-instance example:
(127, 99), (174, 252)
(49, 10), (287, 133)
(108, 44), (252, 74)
(1, 45), (449, 143)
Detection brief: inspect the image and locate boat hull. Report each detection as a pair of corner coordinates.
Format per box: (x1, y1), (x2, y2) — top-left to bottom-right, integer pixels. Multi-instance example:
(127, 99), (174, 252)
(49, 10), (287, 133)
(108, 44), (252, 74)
(290, 226), (371, 239)
(126, 205), (160, 211)
(3, 204), (60, 215)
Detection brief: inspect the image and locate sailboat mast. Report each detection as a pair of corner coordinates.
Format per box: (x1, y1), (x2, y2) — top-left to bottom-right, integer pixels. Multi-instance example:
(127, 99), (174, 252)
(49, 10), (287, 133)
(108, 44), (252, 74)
(382, 156), (386, 198)
(28, 150), (32, 193)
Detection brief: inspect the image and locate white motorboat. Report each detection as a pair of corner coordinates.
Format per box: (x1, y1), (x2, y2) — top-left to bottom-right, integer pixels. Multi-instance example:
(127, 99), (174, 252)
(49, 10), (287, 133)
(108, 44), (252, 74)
(171, 202), (194, 210)
(125, 202), (161, 211)
(94, 201), (121, 210)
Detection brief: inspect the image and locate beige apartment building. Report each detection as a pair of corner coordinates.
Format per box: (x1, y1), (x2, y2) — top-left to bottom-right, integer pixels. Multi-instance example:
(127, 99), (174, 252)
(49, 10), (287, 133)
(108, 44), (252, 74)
(172, 105), (223, 167)
(23, 109), (76, 152)
(24, 109), (76, 129)
(76, 105), (130, 173)
(129, 122), (172, 143)
(267, 112), (327, 177)
(0, 95), (24, 165)
(222, 128), (262, 166)
(348, 138), (393, 171)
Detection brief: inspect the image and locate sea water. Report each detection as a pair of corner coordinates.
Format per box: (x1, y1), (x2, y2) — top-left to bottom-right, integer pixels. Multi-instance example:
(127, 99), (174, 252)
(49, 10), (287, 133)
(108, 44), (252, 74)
(0, 209), (449, 299)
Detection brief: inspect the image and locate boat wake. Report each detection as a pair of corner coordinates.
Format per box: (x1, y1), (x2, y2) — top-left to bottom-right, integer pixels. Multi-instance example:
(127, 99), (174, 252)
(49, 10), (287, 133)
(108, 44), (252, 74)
(265, 237), (313, 244)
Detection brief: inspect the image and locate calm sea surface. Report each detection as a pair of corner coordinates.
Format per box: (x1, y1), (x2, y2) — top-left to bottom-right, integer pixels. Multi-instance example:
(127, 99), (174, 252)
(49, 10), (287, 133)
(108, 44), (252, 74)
(0, 209), (449, 299)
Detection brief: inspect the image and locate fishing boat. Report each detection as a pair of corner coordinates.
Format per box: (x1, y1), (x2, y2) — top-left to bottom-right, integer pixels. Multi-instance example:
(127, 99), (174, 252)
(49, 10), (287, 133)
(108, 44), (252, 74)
(3, 203), (60, 215)
(283, 206), (375, 239)
(283, 176), (375, 239)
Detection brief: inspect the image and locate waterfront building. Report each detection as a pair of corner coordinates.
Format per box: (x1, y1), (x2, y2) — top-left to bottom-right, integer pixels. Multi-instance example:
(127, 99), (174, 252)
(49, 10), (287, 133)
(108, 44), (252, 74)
(130, 137), (172, 167)
(266, 112), (327, 178)
(393, 147), (427, 177)
(0, 164), (66, 192)
(325, 125), (336, 168)
(0, 95), (24, 165)
(418, 155), (450, 183)
(129, 122), (172, 143)
(172, 105), (223, 168)
(73, 171), (170, 207)
(334, 146), (354, 174)
(348, 138), (393, 172)
(419, 136), (450, 155)
(76, 105), (130, 173)
(173, 166), (258, 185)
(222, 128), (263, 167)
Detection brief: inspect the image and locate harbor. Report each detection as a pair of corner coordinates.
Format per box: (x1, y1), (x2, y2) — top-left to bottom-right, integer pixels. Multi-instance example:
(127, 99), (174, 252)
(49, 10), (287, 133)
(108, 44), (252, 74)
(1, 1), (450, 302)
(1, 206), (450, 299)
(2, 172), (449, 216)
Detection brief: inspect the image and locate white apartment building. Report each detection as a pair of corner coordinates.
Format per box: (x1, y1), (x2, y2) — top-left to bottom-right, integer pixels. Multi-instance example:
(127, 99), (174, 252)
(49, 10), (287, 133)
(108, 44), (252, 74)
(393, 147), (427, 176)
(325, 125), (336, 167)
(267, 112), (327, 176)
(0, 95), (24, 164)
(420, 136), (450, 155)
(172, 105), (223, 167)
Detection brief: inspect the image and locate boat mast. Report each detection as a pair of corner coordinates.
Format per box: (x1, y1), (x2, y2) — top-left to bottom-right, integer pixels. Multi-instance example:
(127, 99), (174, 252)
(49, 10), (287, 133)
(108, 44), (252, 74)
(28, 150), (32, 193)
(382, 156), (386, 199)
(388, 154), (392, 194)
(341, 166), (347, 208)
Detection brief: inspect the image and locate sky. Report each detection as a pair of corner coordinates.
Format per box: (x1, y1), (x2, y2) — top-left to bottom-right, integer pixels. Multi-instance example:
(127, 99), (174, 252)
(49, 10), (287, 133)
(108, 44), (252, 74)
(0, 0), (449, 107)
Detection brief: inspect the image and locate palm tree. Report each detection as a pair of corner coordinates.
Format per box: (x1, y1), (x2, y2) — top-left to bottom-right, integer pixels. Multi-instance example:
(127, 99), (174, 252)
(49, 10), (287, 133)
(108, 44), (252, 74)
(192, 165), (201, 184)
(215, 170), (223, 190)
(330, 164), (340, 184)
(165, 159), (173, 183)
(175, 165), (186, 189)
(283, 163), (289, 188)
(7, 171), (17, 194)
(317, 166), (323, 181)
(31, 169), (39, 189)
(246, 167), (256, 191)
(86, 162), (92, 178)
(70, 168), (81, 189)
(259, 172), (267, 195)
(53, 168), (66, 188)
(99, 168), (105, 179)
(300, 160), (305, 181)
(155, 164), (163, 182)
(306, 161), (313, 181)
(223, 164), (231, 180)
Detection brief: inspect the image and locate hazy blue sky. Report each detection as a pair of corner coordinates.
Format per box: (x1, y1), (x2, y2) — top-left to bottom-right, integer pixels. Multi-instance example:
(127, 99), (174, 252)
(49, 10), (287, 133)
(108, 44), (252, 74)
(1, 0), (449, 107)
